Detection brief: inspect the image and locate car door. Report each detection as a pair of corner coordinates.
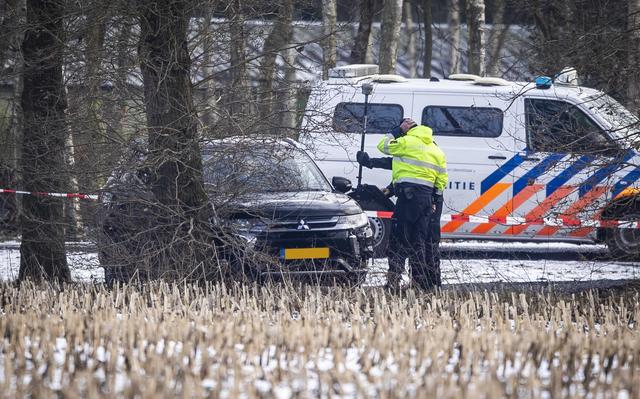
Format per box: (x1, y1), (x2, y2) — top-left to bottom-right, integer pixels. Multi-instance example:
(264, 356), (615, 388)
(412, 92), (520, 237)
(507, 97), (627, 239)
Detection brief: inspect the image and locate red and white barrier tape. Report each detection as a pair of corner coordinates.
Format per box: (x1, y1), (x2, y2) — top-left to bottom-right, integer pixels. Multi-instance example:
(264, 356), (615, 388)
(0, 188), (98, 201)
(364, 210), (640, 229)
(2, 189), (636, 229)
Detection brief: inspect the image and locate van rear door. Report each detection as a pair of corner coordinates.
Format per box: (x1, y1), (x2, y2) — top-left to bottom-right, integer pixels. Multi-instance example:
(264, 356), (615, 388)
(413, 93), (519, 237)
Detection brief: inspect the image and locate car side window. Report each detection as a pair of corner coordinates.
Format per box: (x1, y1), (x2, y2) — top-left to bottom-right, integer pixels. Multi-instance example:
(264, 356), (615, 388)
(525, 99), (616, 154)
(420, 106), (503, 137)
(333, 102), (403, 133)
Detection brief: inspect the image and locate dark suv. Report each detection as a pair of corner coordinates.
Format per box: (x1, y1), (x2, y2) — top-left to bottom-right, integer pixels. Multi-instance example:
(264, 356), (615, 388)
(99, 139), (373, 284)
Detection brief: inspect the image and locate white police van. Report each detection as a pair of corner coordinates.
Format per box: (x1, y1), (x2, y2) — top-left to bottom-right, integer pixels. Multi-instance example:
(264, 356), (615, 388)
(300, 64), (640, 258)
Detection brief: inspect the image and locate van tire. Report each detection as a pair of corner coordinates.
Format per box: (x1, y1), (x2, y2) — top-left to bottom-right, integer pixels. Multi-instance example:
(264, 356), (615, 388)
(605, 215), (640, 261)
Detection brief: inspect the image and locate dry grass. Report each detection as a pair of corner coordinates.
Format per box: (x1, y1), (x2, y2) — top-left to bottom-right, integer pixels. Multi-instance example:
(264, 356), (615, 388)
(0, 282), (639, 398)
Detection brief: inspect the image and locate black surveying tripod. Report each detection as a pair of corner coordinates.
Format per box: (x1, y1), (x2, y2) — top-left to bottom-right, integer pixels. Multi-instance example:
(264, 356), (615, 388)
(347, 82), (395, 213)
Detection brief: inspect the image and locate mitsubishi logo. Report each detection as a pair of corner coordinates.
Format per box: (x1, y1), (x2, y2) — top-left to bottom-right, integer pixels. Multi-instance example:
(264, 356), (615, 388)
(297, 219), (310, 230)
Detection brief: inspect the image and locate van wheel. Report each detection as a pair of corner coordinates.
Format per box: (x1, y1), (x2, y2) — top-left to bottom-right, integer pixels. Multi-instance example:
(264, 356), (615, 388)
(605, 214), (640, 260)
(368, 216), (391, 258)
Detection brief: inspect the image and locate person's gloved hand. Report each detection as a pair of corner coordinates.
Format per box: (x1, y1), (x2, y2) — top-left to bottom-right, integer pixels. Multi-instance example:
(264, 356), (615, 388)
(390, 125), (404, 139)
(382, 183), (395, 198)
(356, 151), (373, 168)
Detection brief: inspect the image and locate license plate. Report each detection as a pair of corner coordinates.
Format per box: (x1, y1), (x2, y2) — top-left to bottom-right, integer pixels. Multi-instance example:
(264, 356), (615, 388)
(280, 247), (330, 260)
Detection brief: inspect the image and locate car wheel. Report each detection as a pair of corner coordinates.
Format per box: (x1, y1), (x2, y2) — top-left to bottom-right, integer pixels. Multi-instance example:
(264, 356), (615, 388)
(368, 216), (391, 258)
(353, 194), (393, 259)
(606, 214), (640, 260)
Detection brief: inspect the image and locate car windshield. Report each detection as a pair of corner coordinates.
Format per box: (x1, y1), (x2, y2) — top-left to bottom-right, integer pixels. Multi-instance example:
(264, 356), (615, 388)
(582, 93), (640, 144)
(202, 144), (332, 194)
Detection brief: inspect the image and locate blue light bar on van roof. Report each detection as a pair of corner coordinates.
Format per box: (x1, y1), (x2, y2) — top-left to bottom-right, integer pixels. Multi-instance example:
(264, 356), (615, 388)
(535, 76), (553, 89)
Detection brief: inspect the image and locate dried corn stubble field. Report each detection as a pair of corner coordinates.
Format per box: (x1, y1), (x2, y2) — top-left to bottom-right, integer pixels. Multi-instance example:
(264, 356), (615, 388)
(1, 282), (639, 398)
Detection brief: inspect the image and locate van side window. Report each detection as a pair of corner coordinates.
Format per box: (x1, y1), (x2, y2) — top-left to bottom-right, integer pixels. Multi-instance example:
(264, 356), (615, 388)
(333, 102), (403, 133)
(420, 106), (503, 137)
(525, 99), (615, 154)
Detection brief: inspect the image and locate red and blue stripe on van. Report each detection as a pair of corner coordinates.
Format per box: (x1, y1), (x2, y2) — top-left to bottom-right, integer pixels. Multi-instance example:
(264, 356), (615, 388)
(536, 150), (636, 237)
(445, 149), (640, 236)
(480, 153), (525, 194)
(542, 155), (594, 199)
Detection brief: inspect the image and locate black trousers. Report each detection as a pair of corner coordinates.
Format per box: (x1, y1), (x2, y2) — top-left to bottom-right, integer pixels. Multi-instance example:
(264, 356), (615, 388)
(425, 194), (443, 286)
(387, 183), (434, 287)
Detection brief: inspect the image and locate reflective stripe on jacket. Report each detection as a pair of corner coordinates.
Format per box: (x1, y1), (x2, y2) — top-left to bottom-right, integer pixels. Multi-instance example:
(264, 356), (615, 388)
(376, 125), (448, 192)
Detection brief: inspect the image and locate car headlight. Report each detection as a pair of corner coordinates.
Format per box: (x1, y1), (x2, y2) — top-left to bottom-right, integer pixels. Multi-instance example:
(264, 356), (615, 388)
(335, 213), (369, 230)
(226, 218), (267, 246)
(228, 218), (267, 233)
(101, 191), (113, 205)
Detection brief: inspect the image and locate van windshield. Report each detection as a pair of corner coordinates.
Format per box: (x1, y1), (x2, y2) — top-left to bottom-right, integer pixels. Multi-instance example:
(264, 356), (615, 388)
(583, 94), (640, 145)
(202, 145), (331, 194)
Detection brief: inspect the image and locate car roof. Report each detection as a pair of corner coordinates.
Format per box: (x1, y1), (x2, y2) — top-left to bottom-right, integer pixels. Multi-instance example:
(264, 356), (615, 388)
(201, 136), (306, 151)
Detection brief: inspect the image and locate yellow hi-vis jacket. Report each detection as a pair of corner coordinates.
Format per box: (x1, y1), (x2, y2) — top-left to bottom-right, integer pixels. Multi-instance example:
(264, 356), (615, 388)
(376, 125), (448, 195)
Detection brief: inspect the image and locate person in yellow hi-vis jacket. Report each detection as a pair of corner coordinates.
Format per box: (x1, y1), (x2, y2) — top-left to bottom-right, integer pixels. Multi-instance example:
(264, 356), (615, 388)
(357, 118), (447, 289)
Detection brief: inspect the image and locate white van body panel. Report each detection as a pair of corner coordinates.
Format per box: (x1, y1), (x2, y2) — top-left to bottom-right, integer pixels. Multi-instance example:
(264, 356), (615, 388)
(300, 76), (640, 244)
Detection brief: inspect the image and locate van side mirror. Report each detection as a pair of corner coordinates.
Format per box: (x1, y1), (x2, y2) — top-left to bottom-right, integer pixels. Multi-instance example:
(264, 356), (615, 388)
(332, 176), (352, 193)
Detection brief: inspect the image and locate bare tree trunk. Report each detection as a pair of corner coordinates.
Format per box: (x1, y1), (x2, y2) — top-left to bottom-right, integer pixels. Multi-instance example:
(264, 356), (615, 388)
(486, 0), (509, 76)
(466, 0), (486, 76)
(138, 0), (215, 277)
(200, 3), (216, 130)
(365, 24), (375, 64)
(322, 0), (337, 79)
(0, 0), (20, 72)
(1, 0), (25, 232)
(64, 85), (84, 238)
(403, 1), (416, 78)
(67, 5), (109, 238)
(227, 0), (249, 119)
(530, 2), (577, 77)
(628, 0), (640, 115)
(447, 0), (461, 75)
(7, 54), (23, 234)
(258, 0), (293, 125)
(85, 9), (106, 121)
(421, 0), (432, 78)
(139, 0), (208, 208)
(379, 0), (403, 74)
(281, 44), (298, 134)
(350, 0), (374, 64)
(112, 16), (133, 136)
(19, 0), (70, 282)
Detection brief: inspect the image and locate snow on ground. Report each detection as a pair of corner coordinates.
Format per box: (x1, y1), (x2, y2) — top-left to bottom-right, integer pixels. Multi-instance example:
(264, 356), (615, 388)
(1, 240), (639, 284)
(439, 240), (608, 254)
(373, 241), (639, 283)
(367, 241), (640, 285)
(367, 257), (640, 286)
(0, 245), (101, 282)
